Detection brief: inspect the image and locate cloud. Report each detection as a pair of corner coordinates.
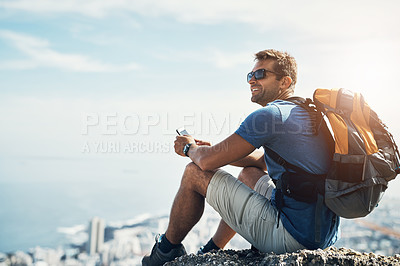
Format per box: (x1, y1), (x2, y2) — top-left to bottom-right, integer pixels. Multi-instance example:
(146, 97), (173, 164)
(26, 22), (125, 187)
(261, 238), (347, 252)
(0, 30), (140, 72)
(1, 0), (400, 41)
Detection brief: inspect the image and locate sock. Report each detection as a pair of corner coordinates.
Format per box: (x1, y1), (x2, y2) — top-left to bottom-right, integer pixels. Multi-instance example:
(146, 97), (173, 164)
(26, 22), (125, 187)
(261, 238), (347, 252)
(159, 234), (181, 253)
(201, 238), (220, 253)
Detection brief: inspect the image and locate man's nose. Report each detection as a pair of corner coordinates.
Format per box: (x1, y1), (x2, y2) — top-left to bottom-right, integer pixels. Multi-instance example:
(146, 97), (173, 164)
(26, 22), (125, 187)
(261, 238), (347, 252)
(248, 76), (256, 84)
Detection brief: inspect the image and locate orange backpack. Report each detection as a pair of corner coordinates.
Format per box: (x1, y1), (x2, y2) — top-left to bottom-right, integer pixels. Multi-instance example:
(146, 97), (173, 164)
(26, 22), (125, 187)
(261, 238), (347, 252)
(314, 88), (400, 218)
(270, 88), (400, 242)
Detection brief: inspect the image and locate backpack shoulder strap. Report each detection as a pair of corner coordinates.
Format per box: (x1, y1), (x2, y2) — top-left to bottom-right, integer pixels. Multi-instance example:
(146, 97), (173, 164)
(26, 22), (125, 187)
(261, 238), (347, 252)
(265, 146), (325, 243)
(264, 146), (312, 175)
(285, 96), (325, 136)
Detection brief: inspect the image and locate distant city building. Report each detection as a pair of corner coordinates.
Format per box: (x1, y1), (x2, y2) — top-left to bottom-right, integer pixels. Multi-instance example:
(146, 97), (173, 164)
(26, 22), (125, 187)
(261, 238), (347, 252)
(87, 217), (105, 255)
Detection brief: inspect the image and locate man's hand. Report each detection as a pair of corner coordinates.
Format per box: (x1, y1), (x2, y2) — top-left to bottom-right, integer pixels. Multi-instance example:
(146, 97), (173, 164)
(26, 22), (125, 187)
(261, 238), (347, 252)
(194, 139), (211, 146)
(175, 133), (255, 170)
(174, 135), (196, 157)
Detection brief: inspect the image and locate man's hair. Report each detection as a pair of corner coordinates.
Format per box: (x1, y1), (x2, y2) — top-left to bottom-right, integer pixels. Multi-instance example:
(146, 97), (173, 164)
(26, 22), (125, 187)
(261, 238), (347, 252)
(255, 49), (297, 89)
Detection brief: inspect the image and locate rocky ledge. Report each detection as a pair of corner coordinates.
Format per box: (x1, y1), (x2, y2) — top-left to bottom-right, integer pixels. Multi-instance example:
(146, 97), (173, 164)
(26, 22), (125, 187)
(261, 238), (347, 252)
(166, 247), (400, 266)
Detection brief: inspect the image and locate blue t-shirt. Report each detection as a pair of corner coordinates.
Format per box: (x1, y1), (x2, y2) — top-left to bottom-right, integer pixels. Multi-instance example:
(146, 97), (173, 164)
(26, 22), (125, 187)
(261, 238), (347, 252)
(235, 100), (339, 249)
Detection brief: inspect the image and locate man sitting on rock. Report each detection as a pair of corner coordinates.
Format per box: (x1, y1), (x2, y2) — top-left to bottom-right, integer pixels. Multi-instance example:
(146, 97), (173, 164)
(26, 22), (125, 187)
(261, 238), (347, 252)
(142, 49), (340, 266)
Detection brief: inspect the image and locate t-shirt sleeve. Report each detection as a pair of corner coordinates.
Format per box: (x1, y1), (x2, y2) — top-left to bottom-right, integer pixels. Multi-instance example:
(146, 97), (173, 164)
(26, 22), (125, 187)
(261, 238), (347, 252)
(235, 104), (282, 149)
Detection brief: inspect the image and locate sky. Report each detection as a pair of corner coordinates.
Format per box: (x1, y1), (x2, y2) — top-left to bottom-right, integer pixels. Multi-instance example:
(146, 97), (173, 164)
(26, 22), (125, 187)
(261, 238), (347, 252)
(0, 0), (400, 189)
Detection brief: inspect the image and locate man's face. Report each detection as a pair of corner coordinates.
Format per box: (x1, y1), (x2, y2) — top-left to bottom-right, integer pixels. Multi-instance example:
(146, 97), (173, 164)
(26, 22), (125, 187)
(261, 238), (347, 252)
(248, 59), (282, 107)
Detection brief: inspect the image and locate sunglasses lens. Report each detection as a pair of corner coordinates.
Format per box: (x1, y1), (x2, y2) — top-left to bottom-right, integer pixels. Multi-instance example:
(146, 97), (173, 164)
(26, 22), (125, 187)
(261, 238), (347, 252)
(247, 69), (267, 82)
(247, 72), (253, 82)
(254, 69), (265, 80)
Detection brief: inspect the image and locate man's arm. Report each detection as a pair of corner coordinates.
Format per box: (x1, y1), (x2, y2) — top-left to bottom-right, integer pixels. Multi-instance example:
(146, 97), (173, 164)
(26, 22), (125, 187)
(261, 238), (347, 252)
(229, 149), (267, 171)
(174, 133), (255, 171)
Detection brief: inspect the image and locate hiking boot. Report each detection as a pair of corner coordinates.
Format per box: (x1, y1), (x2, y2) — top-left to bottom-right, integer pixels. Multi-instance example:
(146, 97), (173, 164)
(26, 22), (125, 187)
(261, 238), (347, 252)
(142, 234), (187, 266)
(197, 245), (207, 255)
(197, 245), (219, 255)
(197, 238), (221, 255)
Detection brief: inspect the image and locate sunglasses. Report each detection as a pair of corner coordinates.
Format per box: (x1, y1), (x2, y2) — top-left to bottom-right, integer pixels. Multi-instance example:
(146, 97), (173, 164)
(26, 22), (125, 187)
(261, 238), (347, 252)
(247, 69), (281, 83)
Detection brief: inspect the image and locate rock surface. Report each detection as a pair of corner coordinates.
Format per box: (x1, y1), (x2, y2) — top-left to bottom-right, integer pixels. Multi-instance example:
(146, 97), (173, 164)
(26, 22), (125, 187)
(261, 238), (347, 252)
(166, 247), (400, 266)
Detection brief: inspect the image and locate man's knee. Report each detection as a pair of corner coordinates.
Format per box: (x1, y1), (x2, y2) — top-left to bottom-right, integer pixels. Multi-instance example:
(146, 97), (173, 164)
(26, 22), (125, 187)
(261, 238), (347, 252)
(238, 167), (266, 189)
(181, 162), (214, 196)
(184, 162), (201, 174)
(182, 162), (201, 184)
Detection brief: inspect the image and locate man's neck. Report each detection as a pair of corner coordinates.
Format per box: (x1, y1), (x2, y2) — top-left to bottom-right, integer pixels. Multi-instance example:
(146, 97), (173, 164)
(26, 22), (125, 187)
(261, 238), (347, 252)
(277, 90), (294, 101)
(260, 91), (294, 107)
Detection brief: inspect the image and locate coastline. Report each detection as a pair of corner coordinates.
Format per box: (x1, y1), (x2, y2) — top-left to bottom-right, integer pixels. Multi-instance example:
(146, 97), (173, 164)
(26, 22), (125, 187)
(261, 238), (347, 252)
(2, 197), (400, 265)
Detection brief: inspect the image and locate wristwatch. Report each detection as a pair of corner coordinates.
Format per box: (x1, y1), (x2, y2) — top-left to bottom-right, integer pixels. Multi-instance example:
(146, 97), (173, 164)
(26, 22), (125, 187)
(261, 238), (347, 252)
(183, 143), (193, 157)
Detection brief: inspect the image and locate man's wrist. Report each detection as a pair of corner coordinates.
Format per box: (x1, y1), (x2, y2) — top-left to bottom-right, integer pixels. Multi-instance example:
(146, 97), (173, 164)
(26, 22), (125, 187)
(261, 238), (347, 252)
(183, 143), (193, 157)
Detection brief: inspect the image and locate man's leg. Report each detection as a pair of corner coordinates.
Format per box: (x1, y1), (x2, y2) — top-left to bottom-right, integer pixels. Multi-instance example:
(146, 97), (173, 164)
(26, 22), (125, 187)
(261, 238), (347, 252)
(165, 162), (216, 244)
(205, 168), (302, 254)
(204, 167), (267, 250)
(142, 162), (216, 265)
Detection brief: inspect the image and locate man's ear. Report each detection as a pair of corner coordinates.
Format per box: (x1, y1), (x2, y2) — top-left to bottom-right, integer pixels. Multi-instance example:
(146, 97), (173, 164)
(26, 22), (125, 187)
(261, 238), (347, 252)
(280, 76), (292, 89)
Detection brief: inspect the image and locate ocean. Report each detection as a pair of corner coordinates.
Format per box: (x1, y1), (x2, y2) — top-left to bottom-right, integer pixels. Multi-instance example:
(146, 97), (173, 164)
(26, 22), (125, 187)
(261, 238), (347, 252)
(1, 153), (399, 254)
(0, 153), (192, 253)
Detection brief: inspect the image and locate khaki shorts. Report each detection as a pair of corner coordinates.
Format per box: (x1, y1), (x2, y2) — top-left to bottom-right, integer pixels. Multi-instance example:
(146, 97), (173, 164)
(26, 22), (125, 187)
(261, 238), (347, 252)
(206, 169), (305, 254)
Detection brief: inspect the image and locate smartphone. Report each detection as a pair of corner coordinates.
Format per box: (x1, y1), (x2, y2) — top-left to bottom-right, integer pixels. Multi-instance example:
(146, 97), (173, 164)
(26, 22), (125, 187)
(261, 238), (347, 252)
(176, 127), (190, 136)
